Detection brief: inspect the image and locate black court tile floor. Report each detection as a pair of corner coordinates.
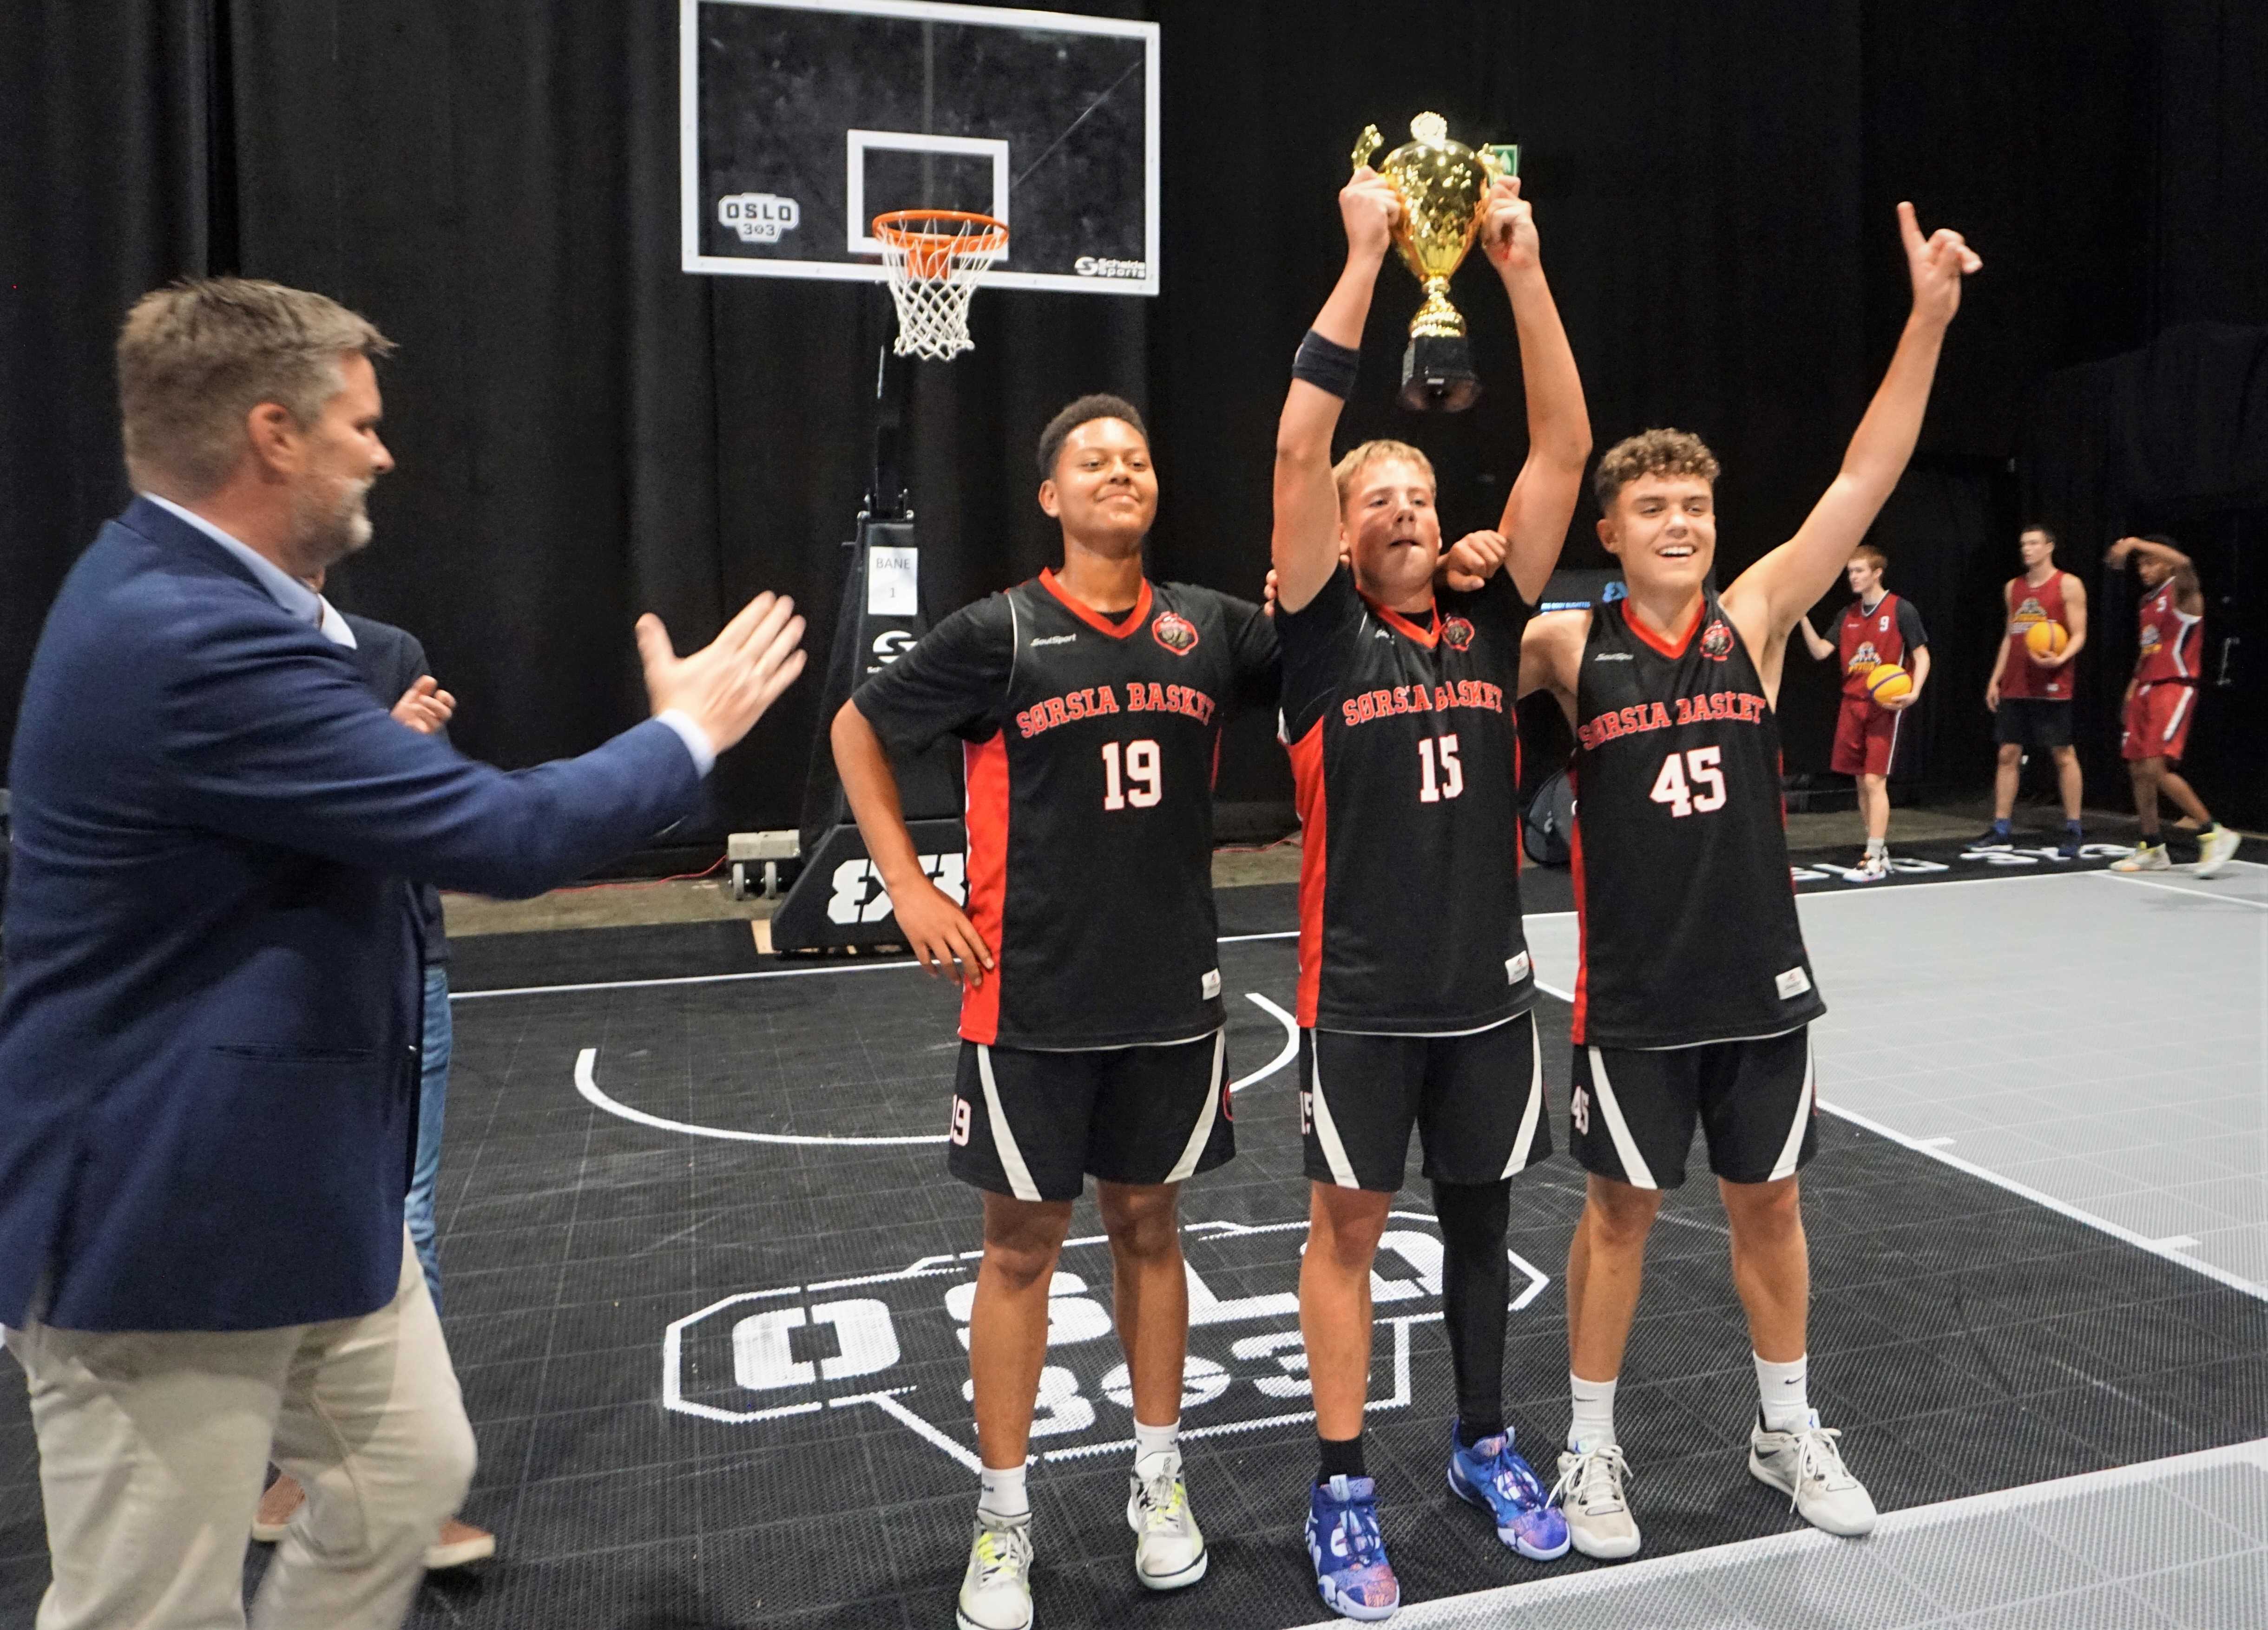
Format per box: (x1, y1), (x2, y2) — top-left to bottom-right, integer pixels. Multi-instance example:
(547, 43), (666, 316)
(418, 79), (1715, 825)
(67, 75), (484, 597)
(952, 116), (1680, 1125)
(2, 858), (2263, 1629)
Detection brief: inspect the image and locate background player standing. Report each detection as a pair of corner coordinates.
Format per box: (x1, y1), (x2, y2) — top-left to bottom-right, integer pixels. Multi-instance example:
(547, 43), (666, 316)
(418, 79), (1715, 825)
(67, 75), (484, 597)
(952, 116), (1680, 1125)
(2105, 533), (2241, 877)
(1272, 165), (1591, 1619)
(1516, 202), (1979, 1559)
(832, 398), (1278, 1630)
(1979, 525), (2088, 856)
(1795, 546), (1930, 879)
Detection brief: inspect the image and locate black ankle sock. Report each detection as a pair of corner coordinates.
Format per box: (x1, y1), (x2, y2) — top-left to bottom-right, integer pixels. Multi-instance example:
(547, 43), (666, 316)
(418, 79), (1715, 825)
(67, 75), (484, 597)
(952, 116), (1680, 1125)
(1317, 1434), (1366, 1486)
(1455, 1415), (1505, 1450)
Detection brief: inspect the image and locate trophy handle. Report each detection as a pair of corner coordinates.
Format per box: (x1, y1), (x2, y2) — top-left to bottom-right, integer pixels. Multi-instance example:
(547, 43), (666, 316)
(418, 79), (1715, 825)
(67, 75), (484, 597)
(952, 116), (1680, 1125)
(1480, 143), (1522, 184)
(1352, 125), (1383, 175)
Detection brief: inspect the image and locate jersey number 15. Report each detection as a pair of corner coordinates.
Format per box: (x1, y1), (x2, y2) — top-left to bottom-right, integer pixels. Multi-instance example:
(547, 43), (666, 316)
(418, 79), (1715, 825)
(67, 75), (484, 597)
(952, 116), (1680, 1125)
(1649, 746), (1727, 818)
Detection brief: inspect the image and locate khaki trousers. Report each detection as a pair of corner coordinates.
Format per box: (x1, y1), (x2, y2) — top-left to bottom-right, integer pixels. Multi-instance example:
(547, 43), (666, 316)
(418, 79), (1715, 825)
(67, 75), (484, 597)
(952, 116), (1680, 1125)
(5, 1231), (474, 1630)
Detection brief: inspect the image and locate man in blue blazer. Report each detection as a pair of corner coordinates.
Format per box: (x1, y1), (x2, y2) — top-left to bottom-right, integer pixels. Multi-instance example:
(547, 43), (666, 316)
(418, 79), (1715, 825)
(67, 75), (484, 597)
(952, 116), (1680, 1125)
(0, 278), (807, 1630)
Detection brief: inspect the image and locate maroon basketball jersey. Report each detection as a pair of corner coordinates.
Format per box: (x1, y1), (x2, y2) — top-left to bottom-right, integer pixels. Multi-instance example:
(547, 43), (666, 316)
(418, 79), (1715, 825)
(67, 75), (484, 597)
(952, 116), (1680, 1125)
(2001, 572), (2074, 700)
(1836, 592), (1911, 698)
(2134, 580), (2203, 687)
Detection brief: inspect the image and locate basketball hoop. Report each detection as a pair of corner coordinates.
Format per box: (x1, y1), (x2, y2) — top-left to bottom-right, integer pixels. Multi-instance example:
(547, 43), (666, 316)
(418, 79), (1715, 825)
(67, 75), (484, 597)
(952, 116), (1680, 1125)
(873, 209), (1008, 360)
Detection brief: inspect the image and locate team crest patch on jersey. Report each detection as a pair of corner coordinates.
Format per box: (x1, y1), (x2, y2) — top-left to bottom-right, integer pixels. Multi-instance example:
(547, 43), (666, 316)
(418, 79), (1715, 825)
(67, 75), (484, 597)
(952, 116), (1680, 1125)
(1847, 640), (1880, 673)
(1441, 616), (1476, 652)
(2140, 624), (2163, 654)
(2013, 597), (2046, 625)
(1151, 611), (1200, 655)
(1699, 620), (1735, 661)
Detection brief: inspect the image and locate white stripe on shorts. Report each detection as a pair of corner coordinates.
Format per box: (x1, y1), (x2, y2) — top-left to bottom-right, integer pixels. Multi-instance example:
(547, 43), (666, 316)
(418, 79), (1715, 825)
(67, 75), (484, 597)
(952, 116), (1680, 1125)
(975, 1045), (1043, 1202)
(1306, 1038), (1362, 1188)
(1584, 1046), (1659, 1191)
(1163, 1030), (1228, 1185)
(1500, 1012), (1544, 1178)
(1768, 1035), (1816, 1182)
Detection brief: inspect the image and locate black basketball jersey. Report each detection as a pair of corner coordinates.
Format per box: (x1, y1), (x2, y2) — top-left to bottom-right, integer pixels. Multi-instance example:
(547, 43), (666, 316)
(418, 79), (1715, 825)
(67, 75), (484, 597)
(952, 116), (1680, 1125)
(1570, 591), (1825, 1048)
(1277, 564), (1533, 1034)
(854, 570), (1280, 1049)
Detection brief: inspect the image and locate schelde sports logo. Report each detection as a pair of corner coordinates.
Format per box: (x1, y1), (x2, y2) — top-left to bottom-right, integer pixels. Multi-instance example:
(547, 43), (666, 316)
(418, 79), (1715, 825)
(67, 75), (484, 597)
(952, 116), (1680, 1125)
(1074, 255), (1149, 280)
(1441, 617), (1476, 653)
(717, 193), (801, 244)
(662, 1217), (1547, 1470)
(1700, 620), (1735, 661)
(1151, 611), (1201, 655)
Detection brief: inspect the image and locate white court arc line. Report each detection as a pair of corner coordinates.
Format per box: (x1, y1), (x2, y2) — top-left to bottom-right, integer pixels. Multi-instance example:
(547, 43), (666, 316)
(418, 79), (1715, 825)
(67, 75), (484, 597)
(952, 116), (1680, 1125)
(574, 991), (1301, 1147)
(2089, 865), (2268, 911)
(1529, 969), (2267, 1305)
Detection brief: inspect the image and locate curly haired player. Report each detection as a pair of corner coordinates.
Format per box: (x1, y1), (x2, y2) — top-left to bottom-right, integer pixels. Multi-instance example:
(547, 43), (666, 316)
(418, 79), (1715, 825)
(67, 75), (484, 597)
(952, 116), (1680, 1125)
(2105, 533), (2240, 877)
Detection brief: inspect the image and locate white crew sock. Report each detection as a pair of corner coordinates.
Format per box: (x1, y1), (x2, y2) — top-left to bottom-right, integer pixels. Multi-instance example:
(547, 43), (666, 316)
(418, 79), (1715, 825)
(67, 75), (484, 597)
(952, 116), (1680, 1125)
(1756, 1352), (1810, 1433)
(1133, 1416), (1180, 1476)
(1568, 1372), (1618, 1451)
(978, 1462), (1030, 1523)
(1865, 837), (1887, 858)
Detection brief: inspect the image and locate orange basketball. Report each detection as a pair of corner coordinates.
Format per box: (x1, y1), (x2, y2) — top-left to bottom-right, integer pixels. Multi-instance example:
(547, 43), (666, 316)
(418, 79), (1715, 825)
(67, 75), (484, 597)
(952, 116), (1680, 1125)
(2024, 620), (2070, 661)
(1865, 662), (1913, 706)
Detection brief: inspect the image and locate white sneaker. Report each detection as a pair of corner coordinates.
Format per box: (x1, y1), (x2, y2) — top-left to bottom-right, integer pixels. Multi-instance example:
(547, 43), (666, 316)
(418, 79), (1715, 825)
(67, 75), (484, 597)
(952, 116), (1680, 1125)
(2112, 842), (2172, 872)
(957, 1513), (1034, 1630)
(1749, 1410), (1877, 1537)
(2195, 825), (2242, 879)
(1552, 1443), (1641, 1559)
(1855, 851), (1890, 882)
(1126, 1451), (1207, 1590)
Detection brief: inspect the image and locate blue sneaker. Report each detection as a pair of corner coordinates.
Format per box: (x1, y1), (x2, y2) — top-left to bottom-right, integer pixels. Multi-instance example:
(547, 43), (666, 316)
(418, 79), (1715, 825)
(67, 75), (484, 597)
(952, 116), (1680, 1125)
(1305, 1475), (1400, 1621)
(2058, 827), (2084, 860)
(1447, 1426), (1571, 1560)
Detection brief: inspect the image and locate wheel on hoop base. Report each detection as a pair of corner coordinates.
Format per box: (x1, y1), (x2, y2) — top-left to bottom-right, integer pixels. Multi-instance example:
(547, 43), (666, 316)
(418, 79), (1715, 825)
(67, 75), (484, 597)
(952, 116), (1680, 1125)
(872, 209), (1008, 361)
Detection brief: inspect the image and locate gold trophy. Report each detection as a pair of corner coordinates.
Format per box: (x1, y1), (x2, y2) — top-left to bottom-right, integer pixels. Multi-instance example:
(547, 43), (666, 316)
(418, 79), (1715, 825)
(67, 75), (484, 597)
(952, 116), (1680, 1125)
(1353, 113), (1520, 412)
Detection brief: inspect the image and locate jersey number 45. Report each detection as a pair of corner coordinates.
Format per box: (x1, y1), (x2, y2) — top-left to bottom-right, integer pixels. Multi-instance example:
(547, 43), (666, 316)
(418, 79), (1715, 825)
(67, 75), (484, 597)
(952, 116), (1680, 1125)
(1650, 746), (1727, 818)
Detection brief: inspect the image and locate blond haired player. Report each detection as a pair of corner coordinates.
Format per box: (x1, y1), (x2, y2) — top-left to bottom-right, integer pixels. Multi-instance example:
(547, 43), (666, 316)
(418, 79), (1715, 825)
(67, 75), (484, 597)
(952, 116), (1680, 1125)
(1510, 203), (1978, 1558)
(1273, 163), (1590, 1618)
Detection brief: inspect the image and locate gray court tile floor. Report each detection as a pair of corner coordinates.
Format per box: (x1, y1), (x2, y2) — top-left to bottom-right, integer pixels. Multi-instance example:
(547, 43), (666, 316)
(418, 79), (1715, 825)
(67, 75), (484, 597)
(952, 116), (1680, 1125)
(1289, 1440), (2268, 1628)
(1525, 859), (2268, 1296)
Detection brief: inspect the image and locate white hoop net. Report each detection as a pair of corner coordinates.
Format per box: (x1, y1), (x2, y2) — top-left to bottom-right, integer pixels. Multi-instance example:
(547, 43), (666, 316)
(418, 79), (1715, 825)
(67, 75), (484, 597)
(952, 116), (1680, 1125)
(874, 211), (1007, 361)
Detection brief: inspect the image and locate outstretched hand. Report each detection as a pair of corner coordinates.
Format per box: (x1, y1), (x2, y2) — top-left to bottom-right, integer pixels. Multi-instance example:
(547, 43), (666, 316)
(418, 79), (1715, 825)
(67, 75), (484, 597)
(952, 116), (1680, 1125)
(637, 591), (808, 757)
(1341, 168), (1402, 262)
(391, 675), (455, 735)
(1899, 201), (1981, 327)
(1441, 530), (1507, 592)
(1480, 177), (1538, 274)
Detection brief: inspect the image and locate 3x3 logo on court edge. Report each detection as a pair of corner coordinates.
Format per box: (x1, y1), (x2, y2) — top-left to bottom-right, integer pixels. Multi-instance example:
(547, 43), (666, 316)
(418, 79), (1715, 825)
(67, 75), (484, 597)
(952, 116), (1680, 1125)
(662, 1217), (1547, 1469)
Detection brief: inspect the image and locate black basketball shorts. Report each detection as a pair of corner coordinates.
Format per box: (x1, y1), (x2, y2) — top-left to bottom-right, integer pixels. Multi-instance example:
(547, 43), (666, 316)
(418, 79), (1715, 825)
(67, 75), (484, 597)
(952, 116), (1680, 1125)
(1300, 1012), (1551, 1193)
(948, 1031), (1233, 1203)
(1994, 697), (2075, 752)
(1569, 1026), (1816, 1191)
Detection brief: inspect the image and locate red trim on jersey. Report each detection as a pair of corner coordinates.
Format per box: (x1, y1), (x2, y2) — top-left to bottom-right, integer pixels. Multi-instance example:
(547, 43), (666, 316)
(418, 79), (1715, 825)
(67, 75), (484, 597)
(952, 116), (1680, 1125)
(1620, 596), (1705, 659)
(1039, 569), (1152, 639)
(1287, 718), (1329, 1027)
(1359, 589), (1441, 648)
(958, 733), (1011, 1044)
(1568, 763), (1590, 1042)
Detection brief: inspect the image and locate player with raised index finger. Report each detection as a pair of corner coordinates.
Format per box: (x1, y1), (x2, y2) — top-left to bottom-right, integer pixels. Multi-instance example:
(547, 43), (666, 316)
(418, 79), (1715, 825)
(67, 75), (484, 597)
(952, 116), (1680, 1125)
(1514, 201), (1979, 1559)
(1273, 164), (1591, 1619)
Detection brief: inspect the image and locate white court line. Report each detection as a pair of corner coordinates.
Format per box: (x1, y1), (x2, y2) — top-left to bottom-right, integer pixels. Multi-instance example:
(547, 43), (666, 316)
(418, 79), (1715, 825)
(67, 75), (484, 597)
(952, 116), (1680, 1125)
(2090, 867), (2268, 911)
(1525, 975), (2268, 1305)
(572, 992), (1301, 1146)
(1289, 1438), (2268, 1629)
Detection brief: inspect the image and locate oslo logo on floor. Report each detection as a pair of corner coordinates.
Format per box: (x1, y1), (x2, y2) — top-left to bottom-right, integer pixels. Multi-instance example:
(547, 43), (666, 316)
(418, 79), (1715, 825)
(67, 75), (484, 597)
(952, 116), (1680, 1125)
(661, 1218), (1547, 1468)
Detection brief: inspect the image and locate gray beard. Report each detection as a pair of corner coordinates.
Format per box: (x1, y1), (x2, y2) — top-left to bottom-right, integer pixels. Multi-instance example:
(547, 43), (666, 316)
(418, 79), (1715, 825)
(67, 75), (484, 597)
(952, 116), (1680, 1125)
(294, 479), (373, 567)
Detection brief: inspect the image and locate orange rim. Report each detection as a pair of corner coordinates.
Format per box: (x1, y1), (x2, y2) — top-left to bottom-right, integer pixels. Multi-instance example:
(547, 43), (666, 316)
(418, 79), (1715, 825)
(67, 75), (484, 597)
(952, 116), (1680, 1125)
(873, 209), (1008, 278)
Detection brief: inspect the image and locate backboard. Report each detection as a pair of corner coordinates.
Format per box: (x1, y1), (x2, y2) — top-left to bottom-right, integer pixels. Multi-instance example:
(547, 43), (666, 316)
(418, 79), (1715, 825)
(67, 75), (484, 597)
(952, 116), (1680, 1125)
(680, 0), (1160, 295)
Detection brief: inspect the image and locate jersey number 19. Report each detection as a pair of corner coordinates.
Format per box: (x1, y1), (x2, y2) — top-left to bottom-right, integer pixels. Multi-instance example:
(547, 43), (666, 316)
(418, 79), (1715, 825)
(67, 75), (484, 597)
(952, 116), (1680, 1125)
(1101, 740), (1162, 811)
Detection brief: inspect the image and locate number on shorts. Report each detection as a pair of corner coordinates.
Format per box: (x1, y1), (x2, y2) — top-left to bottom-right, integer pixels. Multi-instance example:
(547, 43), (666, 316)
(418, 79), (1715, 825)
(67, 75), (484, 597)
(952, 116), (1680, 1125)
(1649, 745), (1726, 818)
(1101, 740), (1162, 810)
(1419, 733), (1464, 803)
(949, 1097), (972, 1146)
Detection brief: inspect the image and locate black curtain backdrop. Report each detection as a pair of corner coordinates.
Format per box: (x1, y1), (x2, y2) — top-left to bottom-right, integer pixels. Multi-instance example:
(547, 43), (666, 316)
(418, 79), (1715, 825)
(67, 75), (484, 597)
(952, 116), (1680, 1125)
(9, 1), (2265, 852)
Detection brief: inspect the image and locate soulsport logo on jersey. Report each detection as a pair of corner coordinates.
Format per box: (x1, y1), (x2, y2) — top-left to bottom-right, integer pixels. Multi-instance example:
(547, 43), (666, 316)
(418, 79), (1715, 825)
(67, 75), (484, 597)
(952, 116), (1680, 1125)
(1441, 616), (1476, 652)
(1700, 620), (1736, 661)
(1151, 611), (1200, 656)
